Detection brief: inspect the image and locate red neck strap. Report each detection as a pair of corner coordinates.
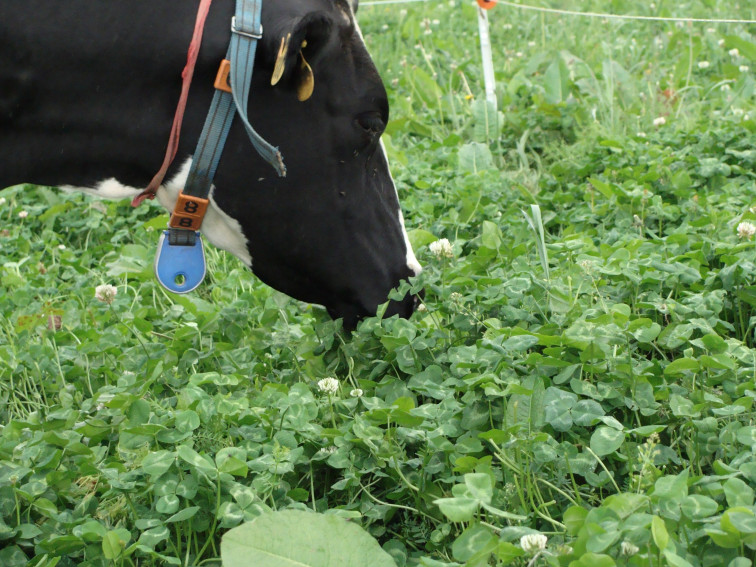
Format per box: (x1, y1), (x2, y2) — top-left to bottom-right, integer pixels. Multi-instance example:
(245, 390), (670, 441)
(132, 0), (214, 207)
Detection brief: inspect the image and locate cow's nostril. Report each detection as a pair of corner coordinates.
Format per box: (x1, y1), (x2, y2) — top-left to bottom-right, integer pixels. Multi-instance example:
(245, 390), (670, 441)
(355, 111), (385, 136)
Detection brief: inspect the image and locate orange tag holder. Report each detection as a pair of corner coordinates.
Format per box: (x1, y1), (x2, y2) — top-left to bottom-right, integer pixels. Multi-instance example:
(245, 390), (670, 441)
(214, 59), (232, 93)
(169, 193), (210, 230)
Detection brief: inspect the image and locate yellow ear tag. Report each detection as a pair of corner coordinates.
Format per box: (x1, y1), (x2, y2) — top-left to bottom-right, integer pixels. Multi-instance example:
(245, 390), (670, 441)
(297, 50), (314, 101)
(271, 33), (291, 85)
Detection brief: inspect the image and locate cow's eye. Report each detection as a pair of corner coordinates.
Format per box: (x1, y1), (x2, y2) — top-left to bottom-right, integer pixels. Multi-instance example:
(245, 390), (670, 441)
(355, 111), (386, 137)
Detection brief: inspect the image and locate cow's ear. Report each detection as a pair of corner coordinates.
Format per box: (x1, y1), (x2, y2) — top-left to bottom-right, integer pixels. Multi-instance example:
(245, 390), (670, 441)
(267, 12), (334, 102)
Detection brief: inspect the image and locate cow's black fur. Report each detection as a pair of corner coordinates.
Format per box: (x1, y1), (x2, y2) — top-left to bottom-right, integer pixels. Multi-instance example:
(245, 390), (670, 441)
(0, 0), (420, 329)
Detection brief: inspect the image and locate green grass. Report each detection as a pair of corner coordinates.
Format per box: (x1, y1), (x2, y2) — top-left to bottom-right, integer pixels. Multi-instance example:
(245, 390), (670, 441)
(1, 0), (756, 565)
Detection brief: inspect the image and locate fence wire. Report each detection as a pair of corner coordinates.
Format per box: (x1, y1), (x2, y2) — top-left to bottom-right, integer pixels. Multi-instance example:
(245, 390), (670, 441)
(361, 0), (756, 25)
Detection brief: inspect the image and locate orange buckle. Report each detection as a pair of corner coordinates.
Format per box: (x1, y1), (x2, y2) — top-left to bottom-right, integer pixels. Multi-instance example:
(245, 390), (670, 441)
(169, 193), (210, 231)
(477, 0), (497, 8)
(214, 59), (232, 93)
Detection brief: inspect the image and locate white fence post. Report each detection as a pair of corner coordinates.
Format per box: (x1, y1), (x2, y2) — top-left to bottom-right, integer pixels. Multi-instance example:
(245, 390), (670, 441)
(477, 4), (497, 112)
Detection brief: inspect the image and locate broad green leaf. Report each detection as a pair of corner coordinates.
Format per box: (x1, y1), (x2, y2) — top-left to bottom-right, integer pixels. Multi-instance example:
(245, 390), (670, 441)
(590, 426), (624, 456)
(727, 511), (756, 534)
(664, 358), (699, 375)
(737, 427), (756, 448)
(458, 142), (494, 173)
(706, 526), (741, 548)
(407, 229), (440, 251)
(435, 497), (478, 522)
(724, 36), (756, 61)
(464, 473), (493, 505)
(174, 410), (200, 433)
(102, 529), (130, 560)
(165, 507), (200, 524)
(670, 395), (699, 418)
(543, 57), (570, 104)
(564, 506), (588, 535)
(177, 445), (217, 479)
(573, 400), (605, 426)
(680, 495), (718, 519)
(451, 524), (497, 562)
(700, 333), (728, 353)
(724, 478), (755, 507)
(138, 526), (170, 549)
(586, 530), (620, 553)
(141, 451), (175, 478)
(568, 552), (616, 567)
(652, 516), (669, 550)
(221, 510), (397, 567)
(629, 319), (661, 343)
(664, 550), (694, 567)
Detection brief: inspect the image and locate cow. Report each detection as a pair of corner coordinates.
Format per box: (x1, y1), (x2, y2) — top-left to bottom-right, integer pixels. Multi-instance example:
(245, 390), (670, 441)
(0, 0), (422, 330)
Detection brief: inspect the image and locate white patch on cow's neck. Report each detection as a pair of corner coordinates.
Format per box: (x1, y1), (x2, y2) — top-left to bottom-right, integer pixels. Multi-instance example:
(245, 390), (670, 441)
(157, 159), (252, 267)
(61, 158), (252, 267)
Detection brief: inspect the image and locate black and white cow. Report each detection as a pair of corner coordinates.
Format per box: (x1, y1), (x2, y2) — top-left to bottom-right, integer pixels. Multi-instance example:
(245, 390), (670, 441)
(0, 0), (421, 329)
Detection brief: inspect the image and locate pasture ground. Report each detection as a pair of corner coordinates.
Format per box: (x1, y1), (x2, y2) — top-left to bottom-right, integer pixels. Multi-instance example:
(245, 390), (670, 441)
(1, 0), (755, 565)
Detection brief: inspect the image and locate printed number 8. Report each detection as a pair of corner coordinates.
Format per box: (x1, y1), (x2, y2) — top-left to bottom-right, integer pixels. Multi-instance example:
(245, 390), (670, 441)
(184, 201), (199, 214)
(179, 217), (193, 228)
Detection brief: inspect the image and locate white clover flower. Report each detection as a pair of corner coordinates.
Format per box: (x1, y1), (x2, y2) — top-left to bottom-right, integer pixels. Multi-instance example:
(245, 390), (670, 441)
(58, 244), (66, 250)
(429, 238), (453, 259)
(94, 284), (118, 304)
(718, 39), (726, 47)
(636, 132), (647, 138)
(520, 533), (548, 553)
(721, 84), (731, 91)
(399, 9), (407, 16)
(318, 445), (338, 455)
(528, 41), (536, 47)
(729, 48), (740, 57)
(621, 542), (640, 556)
(737, 221), (756, 240)
(18, 210), (29, 219)
(0, 197), (6, 205)
(739, 65), (750, 73)
(416, 303), (427, 313)
(317, 377), (340, 394)
(697, 61), (710, 69)
(350, 388), (363, 397)
(653, 116), (666, 127)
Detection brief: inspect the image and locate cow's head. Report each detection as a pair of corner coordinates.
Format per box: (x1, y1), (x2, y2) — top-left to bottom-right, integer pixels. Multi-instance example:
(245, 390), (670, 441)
(210, 0), (421, 329)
